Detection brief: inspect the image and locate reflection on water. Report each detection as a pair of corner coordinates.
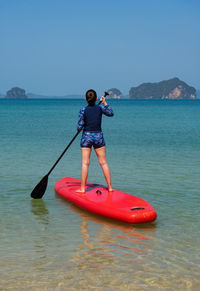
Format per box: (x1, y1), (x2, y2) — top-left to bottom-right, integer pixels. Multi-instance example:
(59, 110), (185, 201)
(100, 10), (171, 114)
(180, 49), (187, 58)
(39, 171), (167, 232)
(55, 194), (156, 268)
(50, 194), (160, 290)
(30, 199), (50, 271)
(31, 199), (49, 225)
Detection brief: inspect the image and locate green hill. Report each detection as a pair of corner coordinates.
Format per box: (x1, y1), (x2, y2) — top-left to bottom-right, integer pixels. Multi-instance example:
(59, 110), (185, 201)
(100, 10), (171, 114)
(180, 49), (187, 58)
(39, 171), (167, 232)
(129, 78), (196, 99)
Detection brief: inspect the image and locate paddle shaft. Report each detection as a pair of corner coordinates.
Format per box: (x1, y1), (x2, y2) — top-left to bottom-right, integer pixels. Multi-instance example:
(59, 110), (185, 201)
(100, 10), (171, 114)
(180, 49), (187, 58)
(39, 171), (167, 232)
(47, 130), (80, 176)
(46, 95), (107, 177)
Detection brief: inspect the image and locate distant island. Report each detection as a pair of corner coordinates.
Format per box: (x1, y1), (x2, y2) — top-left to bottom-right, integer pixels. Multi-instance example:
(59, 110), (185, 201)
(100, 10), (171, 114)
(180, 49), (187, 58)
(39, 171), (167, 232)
(5, 87), (28, 98)
(107, 88), (123, 99)
(2, 78), (198, 99)
(129, 77), (196, 99)
(4, 89), (82, 99)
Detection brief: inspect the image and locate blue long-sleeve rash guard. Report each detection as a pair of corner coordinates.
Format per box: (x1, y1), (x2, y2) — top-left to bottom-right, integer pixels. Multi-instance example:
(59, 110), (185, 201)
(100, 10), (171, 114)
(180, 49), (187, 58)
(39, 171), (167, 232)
(77, 104), (114, 132)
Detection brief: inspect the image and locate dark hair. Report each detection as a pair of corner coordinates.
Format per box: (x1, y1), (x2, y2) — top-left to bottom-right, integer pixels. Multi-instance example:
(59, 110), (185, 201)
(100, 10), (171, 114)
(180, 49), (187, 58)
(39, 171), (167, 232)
(85, 89), (97, 105)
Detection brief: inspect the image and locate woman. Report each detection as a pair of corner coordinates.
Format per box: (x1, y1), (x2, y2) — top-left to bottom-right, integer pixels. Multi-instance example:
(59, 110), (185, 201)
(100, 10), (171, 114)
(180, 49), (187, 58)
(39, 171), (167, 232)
(77, 89), (114, 192)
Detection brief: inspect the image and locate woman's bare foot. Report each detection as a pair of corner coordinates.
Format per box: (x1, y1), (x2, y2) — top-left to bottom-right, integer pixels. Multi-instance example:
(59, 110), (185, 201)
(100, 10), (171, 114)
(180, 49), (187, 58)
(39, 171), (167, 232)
(108, 188), (114, 192)
(76, 188), (85, 193)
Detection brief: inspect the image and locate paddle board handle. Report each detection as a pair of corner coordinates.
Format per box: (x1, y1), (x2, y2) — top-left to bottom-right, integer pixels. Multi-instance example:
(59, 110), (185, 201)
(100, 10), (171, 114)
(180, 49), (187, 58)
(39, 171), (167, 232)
(46, 91), (109, 176)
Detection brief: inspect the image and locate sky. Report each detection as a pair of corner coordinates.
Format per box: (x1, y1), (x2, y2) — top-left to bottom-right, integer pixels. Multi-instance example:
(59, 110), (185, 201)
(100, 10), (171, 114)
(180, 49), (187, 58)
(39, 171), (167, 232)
(0, 0), (199, 96)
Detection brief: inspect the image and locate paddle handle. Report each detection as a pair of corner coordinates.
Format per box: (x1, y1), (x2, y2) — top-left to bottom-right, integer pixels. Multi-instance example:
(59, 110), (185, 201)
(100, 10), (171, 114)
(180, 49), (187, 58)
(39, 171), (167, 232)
(98, 91), (109, 105)
(46, 92), (109, 176)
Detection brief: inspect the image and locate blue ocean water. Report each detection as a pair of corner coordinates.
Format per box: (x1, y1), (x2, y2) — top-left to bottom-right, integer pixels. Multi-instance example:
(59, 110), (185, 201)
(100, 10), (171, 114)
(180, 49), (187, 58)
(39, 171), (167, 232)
(0, 98), (200, 290)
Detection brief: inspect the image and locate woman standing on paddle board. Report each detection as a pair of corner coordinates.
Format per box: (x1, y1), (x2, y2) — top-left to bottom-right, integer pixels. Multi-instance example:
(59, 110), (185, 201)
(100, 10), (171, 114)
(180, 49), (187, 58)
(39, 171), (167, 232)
(77, 89), (114, 193)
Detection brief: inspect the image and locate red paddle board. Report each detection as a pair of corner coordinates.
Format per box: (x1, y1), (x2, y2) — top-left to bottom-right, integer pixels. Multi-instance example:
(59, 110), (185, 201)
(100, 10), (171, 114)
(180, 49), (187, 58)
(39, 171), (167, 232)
(55, 177), (157, 224)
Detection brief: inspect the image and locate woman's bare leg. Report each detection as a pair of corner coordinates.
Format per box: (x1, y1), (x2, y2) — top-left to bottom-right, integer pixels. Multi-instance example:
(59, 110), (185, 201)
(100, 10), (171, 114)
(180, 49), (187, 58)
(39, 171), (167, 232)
(94, 146), (113, 191)
(77, 147), (92, 192)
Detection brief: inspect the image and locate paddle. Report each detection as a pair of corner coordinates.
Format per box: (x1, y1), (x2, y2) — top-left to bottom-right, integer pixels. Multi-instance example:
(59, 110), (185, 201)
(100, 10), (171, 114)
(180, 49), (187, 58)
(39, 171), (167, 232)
(30, 91), (109, 199)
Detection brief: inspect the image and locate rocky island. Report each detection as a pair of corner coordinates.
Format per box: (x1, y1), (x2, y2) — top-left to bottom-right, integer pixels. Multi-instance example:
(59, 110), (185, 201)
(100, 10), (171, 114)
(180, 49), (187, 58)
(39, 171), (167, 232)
(5, 87), (28, 98)
(107, 88), (123, 99)
(129, 78), (196, 99)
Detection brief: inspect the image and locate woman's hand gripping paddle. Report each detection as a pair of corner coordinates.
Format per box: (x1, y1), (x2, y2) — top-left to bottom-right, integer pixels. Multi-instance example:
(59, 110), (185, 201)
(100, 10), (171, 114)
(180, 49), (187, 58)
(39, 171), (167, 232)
(30, 91), (109, 199)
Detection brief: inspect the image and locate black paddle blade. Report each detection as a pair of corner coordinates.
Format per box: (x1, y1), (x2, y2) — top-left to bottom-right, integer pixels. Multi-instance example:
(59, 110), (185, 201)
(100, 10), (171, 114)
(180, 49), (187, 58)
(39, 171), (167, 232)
(31, 175), (48, 199)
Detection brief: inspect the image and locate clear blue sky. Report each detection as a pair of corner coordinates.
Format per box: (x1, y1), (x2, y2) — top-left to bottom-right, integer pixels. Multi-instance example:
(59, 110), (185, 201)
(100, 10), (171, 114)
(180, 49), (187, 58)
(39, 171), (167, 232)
(0, 0), (199, 96)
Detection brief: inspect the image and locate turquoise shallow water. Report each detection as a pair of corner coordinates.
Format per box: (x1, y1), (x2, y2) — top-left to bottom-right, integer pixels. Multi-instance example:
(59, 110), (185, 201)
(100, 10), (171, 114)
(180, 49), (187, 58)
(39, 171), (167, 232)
(0, 98), (200, 290)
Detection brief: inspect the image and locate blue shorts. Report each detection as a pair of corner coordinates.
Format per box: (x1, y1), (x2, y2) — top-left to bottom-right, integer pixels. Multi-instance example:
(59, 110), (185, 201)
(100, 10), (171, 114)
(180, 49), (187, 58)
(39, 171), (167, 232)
(80, 131), (105, 149)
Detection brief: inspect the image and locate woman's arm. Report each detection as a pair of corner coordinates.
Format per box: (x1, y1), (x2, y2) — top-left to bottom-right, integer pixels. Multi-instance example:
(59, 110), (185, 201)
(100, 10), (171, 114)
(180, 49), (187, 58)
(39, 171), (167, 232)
(77, 107), (85, 131)
(100, 96), (114, 117)
(100, 104), (114, 117)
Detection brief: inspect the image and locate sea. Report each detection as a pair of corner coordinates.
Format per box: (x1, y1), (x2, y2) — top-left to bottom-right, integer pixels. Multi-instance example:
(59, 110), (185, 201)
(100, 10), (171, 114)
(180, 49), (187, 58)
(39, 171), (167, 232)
(0, 98), (200, 291)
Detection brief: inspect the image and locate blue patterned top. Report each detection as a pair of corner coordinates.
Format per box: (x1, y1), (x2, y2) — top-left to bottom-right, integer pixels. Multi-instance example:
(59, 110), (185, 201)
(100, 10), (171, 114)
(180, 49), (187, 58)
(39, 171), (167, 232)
(77, 104), (114, 132)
